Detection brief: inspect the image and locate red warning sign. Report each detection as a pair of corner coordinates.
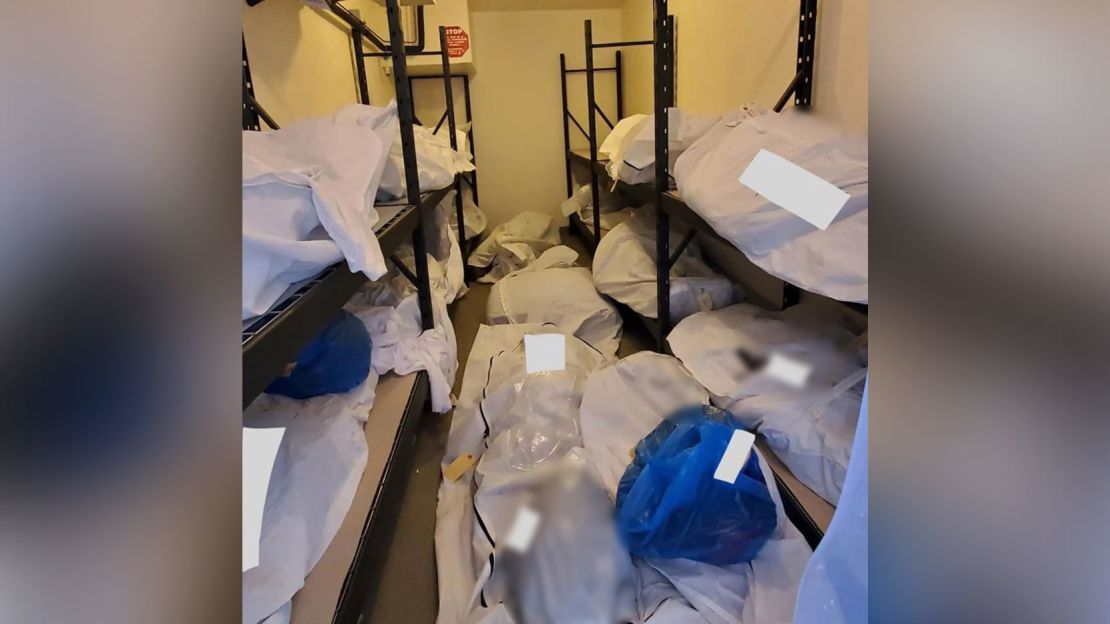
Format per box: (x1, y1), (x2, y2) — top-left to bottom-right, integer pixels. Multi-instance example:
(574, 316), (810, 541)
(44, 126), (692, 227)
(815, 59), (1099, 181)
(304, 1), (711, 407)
(445, 26), (469, 58)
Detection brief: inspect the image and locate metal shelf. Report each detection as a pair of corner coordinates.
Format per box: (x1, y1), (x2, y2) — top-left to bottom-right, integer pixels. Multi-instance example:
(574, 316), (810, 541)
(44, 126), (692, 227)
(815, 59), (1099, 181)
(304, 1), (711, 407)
(242, 188), (450, 408)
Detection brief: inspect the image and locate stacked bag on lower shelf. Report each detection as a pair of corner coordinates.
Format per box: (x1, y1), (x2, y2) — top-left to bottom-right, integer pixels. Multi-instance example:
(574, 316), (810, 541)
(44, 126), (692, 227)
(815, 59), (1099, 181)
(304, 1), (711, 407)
(243, 271), (460, 624)
(592, 208), (737, 322)
(668, 303), (867, 505)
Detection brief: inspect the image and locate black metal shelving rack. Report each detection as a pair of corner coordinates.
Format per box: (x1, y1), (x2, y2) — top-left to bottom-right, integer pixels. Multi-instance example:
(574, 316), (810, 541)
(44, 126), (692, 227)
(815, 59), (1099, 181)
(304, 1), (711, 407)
(242, 2), (458, 622)
(562, 0), (852, 549)
(559, 49), (624, 252)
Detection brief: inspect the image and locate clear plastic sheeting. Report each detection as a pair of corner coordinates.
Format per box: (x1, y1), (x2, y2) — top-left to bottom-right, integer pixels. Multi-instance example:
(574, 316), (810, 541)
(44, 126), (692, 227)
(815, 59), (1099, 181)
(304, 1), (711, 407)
(435, 325), (614, 624)
(468, 211), (562, 283)
(592, 209), (737, 321)
(668, 304), (866, 505)
(793, 379), (867, 624)
(483, 461), (638, 624)
(674, 107), (868, 303)
(487, 247), (623, 356)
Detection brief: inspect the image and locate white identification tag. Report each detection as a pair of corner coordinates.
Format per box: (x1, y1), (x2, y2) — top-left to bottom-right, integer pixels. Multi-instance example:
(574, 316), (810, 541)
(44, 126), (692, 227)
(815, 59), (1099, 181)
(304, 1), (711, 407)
(739, 148), (851, 230)
(242, 427), (286, 572)
(524, 334), (566, 374)
(713, 429), (756, 484)
(504, 506), (542, 553)
(764, 351), (812, 389)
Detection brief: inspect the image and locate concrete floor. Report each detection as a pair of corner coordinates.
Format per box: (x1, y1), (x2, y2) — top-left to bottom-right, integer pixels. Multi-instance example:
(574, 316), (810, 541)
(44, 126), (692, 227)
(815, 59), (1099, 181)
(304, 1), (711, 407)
(363, 229), (651, 623)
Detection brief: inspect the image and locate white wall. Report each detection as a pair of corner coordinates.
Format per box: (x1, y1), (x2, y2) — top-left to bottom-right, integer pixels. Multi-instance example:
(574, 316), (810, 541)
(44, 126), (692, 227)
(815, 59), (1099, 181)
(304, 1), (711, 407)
(464, 8), (622, 228)
(621, 0), (868, 130)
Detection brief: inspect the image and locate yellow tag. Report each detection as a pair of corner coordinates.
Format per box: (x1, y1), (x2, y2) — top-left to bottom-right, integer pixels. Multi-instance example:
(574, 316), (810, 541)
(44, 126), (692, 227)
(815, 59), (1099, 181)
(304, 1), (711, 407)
(444, 453), (476, 482)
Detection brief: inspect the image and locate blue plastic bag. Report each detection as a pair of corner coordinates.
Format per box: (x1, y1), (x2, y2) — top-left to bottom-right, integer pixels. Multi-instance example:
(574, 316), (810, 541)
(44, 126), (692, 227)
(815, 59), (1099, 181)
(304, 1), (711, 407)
(266, 311), (372, 399)
(615, 404), (778, 565)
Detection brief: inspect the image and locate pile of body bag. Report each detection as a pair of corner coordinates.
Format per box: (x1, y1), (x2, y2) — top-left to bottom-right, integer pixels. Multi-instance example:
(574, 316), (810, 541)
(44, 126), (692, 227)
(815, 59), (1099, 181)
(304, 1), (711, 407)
(579, 352), (812, 623)
(333, 102), (476, 201)
(599, 108), (718, 186)
(434, 325), (640, 624)
(592, 209), (736, 321)
(668, 303), (867, 505)
(243, 112), (391, 319)
(673, 106), (868, 303)
(561, 183), (635, 239)
(468, 211), (562, 283)
(243, 101), (477, 320)
(487, 246), (623, 356)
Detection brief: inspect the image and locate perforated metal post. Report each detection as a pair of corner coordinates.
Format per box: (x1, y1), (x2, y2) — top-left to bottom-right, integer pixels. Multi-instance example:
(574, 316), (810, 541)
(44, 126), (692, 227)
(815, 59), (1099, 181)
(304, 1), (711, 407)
(352, 33), (371, 105)
(616, 50), (624, 120)
(462, 74), (478, 205)
(654, 2), (673, 353)
(438, 27), (467, 263)
(386, 0), (434, 331)
(795, 0), (817, 107)
(560, 54), (573, 198)
(584, 20), (602, 246)
(243, 37), (260, 131)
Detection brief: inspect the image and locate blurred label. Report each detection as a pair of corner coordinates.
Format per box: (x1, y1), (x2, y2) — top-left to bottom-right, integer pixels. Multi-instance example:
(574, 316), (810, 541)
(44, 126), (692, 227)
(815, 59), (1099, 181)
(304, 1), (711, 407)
(444, 453), (476, 482)
(505, 506), (542, 553)
(525, 334), (566, 374)
(713, 429), (756, 484)
(739, 148), (850, 230)
(765, 351), (812, 388)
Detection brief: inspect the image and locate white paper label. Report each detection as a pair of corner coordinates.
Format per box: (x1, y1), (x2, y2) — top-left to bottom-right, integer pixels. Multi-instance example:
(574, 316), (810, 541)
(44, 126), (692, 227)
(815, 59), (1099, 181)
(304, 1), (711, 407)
(242, 427), (286, 572)
(713, 429), (756, 484)
(504, 506), (542, 553)
(739, 148), (851, 230)
(764, 351), (812, 389)
(524, 334), (566, 374)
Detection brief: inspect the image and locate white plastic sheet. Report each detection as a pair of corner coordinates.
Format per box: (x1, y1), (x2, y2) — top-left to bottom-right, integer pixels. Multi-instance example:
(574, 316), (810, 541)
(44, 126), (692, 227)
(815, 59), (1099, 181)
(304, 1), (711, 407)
(345, 287), (458, 414)
(674, 107), (868, 303)
(468, 211), (562, 283)
(667, 304), (866, 504)
(488, 247), (623, 356)
(600, 109), (718, 186)
(241, 406), (372, 624)
(242, 115), (390, 319)
(334, 102), (476, 200)
(592, 209), (736, 321)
